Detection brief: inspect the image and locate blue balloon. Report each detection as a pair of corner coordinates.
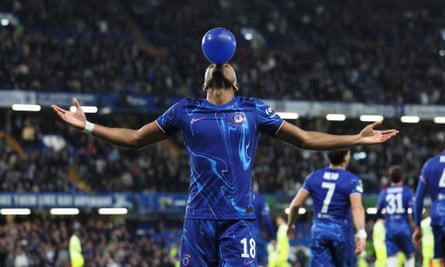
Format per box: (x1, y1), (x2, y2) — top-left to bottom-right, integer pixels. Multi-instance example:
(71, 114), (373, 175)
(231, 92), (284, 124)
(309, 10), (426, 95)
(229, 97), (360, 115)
(201, 27), (237, 64)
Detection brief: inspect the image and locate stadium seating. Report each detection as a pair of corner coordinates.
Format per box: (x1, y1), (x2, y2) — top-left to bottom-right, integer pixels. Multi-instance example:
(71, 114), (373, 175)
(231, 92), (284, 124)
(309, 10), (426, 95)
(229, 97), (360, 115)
(1, 0), (444, 265)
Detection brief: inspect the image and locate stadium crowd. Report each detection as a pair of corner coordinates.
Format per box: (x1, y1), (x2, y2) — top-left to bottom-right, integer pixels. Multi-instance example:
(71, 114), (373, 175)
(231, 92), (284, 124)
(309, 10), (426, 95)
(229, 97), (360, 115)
(1, 112), (443, 195)
(0, 216), (181, 267)
(1, 92), (444, 197)
(1, 0), (445, 266)
(0, 0), (444, 106)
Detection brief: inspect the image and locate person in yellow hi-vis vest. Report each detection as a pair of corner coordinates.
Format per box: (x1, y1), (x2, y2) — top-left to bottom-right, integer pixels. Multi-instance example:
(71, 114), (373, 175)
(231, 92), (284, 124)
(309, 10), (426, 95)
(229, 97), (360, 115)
(421, 215), (441, 267)
(69, 222), (84, 267)
(373, 218), (387, 267)
(268, 214), (291, 267)
(267, 240), (279, 267)
(357, 250), (369, 267)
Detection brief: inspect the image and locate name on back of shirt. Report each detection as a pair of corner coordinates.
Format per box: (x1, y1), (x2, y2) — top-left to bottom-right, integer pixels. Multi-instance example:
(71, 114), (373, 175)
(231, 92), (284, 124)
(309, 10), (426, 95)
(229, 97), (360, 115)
(323, 172), (339, 180)
(387, 187), (403, 193)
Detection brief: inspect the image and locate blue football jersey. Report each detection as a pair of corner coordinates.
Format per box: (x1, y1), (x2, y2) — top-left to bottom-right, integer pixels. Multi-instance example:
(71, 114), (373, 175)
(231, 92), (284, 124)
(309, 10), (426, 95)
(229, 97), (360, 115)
(303, 167), (363, 221)
(156, 96), (284, 220)
(302, 167), (362, 266)
(376, 185), (414, 232)
(376, 185), (415, 256)
(414, 152), (445, 226)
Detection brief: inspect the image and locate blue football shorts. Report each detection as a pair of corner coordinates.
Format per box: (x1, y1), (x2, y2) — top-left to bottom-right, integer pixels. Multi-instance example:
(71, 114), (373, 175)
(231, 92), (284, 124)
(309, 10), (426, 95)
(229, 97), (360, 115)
(385, 226), (415, 257)
(180, 218), (257, 267)
(310, 220), (354, 267)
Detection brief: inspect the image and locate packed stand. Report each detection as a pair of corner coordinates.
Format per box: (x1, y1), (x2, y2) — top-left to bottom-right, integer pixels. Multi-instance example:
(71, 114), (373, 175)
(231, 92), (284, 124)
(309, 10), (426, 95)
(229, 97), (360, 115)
(0, 1), (443, 266)
(0, 216), (181, 267)
(0, 0), (444, 105)
(0, 124), (78, 193)
(1, 110), (189, 193)
(2, 109), (444, 195)
(0, 0), (444, 194)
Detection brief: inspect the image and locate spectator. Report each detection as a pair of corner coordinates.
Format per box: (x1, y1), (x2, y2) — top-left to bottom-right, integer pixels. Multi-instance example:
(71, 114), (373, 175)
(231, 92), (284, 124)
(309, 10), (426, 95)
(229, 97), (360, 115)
(13, 249), (29, 267)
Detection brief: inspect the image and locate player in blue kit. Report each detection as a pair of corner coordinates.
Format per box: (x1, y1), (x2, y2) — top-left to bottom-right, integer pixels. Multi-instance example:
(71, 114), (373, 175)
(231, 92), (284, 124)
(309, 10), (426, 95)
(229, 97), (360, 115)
(52, 62), (398, 267)
(375, 165), (415, 267)
(412, 151), (445, 266)
(286, 149), (367, 267)
(254, 192), (276, 267)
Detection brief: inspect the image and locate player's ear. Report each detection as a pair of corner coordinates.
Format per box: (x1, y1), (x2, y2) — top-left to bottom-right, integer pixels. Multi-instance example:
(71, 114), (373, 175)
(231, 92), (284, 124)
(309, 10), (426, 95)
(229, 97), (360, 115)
(203, 64), (214, 91)
(232, 82), (240, 91)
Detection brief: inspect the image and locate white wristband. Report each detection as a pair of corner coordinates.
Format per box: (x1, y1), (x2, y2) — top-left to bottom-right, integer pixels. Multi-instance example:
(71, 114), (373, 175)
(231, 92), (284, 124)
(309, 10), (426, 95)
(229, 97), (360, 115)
(82, 121), (95, 135)
(355, 229), (367, 239)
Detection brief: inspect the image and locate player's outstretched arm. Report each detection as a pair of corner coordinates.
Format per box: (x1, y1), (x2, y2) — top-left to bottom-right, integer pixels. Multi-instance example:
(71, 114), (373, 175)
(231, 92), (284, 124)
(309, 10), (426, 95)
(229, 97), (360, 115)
(276, 120), (398, 150)
(52, 98), (167, 149)
(287, 189), (310, 239)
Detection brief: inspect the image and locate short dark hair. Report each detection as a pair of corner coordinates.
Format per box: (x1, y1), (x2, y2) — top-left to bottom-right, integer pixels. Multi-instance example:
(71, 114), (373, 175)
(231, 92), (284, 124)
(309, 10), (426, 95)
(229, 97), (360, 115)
(388, 165), (403, 183)
(327, 149), (350, 165)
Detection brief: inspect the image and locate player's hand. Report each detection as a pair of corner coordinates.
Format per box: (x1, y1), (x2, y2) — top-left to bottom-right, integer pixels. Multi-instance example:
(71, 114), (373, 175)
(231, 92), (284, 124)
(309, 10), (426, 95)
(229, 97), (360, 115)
(51, 98), (87, 130)
(354, 237), (366, 255)
(358, 121), (399, 145)
(412, 227), (422, 247)
(287, 224), (296, 239)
